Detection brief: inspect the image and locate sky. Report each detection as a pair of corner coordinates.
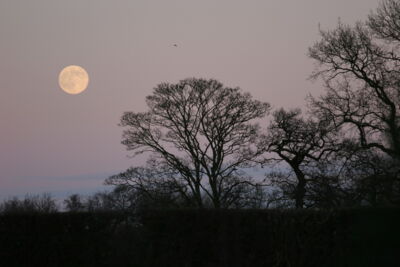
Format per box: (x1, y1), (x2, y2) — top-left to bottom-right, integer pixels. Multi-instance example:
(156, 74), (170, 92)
(0, 0), (379, 200)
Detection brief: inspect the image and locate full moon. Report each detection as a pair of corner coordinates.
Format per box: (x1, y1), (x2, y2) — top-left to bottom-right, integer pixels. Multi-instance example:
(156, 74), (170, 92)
(58, 65), (89, 94)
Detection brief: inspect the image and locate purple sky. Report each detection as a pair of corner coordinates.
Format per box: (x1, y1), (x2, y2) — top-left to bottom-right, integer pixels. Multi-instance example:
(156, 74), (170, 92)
(0, 0), (379, 199)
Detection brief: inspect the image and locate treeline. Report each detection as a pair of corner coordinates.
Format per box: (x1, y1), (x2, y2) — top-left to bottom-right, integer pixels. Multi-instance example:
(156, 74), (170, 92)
(0, 191), (136, 214)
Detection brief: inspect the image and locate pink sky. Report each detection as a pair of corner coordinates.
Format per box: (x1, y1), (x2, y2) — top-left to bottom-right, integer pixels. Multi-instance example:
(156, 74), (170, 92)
(0, 0), (379, 199)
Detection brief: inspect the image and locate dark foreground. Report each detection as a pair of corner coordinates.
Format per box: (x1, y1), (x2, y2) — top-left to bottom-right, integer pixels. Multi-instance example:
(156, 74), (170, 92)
(0, 208), (399, 267)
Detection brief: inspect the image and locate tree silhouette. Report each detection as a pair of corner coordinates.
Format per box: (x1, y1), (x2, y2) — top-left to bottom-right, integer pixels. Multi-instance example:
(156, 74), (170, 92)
(262, 108), (339, 208)
(308, 0), (400, 206)
(106, 78), (270, 208)
(64, 194), (85, 212)
(309, 0), (400, 159)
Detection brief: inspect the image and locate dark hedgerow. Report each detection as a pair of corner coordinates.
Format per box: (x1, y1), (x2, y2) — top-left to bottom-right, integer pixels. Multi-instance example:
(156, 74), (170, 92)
(0, 208), (399, 267)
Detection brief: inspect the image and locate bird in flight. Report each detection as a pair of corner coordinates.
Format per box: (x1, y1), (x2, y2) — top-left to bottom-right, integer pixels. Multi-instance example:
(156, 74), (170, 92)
(173, 44), (178, 47)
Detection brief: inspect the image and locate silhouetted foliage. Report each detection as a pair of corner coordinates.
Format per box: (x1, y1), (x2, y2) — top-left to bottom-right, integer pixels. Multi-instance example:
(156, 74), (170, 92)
(107, 78), (270, 208)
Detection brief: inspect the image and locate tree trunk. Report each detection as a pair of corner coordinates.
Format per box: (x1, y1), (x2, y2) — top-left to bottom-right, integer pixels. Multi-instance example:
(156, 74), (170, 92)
(293, 166), (306, 209)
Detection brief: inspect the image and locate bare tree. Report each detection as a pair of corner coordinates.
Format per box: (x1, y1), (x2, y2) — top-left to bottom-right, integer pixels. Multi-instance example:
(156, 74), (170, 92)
(64, 194), (86, 212)
(262, 108), (339, 208)
(85, 191), (117, 212)
(340, 149), (400, 206)
(307, 0), (400, 206)
(107, 167), (194, 208)
(106, 78), (270, 208)
(368, 0), (400, 42)
(308, 0), (400, 159)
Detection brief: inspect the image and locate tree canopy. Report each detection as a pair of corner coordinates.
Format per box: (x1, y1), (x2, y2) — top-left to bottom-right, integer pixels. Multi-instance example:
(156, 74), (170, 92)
(106, 78), (270, 208)
(309, 0), (400, 159)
